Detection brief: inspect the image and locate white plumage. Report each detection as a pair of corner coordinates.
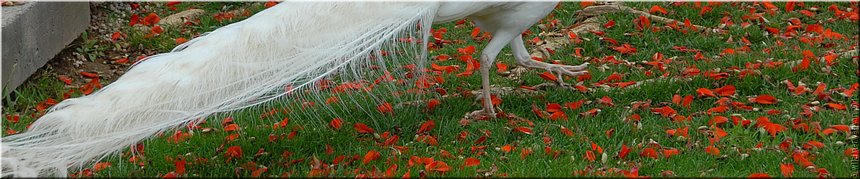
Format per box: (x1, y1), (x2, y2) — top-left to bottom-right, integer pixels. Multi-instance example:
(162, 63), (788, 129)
(1, 1), (586, 177)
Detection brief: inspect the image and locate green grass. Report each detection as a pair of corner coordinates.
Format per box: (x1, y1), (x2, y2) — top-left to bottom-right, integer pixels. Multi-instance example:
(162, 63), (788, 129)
(2, 1), (858, 177)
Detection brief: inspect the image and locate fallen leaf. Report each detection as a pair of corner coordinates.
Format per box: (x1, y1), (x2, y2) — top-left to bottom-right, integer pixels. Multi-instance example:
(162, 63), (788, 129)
(663, 149), (680, 158)
(426, 161), (451, 174)
(715, 85), (736, 96)
(824, 103), (846, 110)
(651, 106), (677, 117)
(426, 99), (441, 111)
(650, 5), (668, 14)
(603, 20), (616, 29)
(362, 150), (380, 164)
(224, 124), (239, 132)
(780, 163), (794, 177)
(705, 145), (720, 156)
(416, 120), (435, 134)
(354, 123), (375, 134)
(512, 127), (533, 135)
(748, 173), (771, 178)
(58, 76), (73, 85)
(696, 88), (717, 97)
(619, 144), (631, 159)
(329, 118), (343, 130)
(613, 44), (637, 54)
(264, 1), (279, 8)
(749, 94), (778, 104)
(175, 37), (188, 44)
(763, 123), (787, 137)
(377, 102), (394, 114)
(538, 71), (558, 82)
(110, 31), (123, 41)
(640, 148), (658, 159)
(143, 13), (160, 26)
(225, 146), (243, 162)
(80, 72), (99, 78)
(682, 95), (694, 108)
(496, 63), (508, 73)
(92, 162), (111, 172)
(463, 158), (480, 167)
(385, 164), (398, 177)
(174, 158), (186, 175)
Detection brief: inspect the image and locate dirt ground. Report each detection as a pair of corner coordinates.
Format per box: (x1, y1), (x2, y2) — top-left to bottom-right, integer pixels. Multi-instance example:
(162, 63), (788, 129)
(21, 3), (146, 90)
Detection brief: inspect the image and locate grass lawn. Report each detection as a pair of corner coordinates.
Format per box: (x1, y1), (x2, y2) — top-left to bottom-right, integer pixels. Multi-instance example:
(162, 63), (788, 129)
(2, 1), (858, 178)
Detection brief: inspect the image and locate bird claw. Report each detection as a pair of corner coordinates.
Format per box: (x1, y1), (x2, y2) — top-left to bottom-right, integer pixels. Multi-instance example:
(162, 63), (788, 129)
(519, 60), (589, 78)
(541, 63), (588, 87)
(466, 109), (496, 120)
(548, 63), (589, 77)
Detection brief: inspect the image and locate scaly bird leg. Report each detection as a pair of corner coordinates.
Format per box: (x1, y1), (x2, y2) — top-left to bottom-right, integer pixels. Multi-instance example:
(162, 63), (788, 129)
(474, 30), (521, 118)
(479, 53), (497, 117)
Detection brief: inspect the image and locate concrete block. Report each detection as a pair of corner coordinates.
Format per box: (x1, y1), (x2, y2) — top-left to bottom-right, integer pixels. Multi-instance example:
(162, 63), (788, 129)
(2, 2), (90, 96)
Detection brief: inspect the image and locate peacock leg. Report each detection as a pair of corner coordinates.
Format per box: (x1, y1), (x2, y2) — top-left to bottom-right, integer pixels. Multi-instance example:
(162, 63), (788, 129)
(474, 30), (521, 118)
(468, 2), (570, 118)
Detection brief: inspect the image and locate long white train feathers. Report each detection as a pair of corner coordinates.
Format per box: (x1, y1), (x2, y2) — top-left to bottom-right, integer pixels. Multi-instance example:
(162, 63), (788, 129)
(2, 2), (439, 176)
